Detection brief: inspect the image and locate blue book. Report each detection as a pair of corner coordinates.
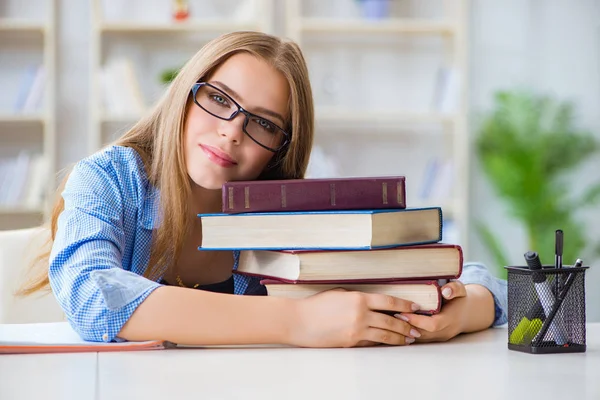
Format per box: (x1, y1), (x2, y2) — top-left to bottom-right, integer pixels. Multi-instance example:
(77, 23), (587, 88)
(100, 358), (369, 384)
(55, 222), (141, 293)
(197, 207), (442, 250)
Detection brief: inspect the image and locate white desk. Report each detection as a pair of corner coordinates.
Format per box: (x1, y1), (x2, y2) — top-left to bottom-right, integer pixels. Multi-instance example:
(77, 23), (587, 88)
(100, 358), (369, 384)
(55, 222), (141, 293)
(0, 353), (97, 400)
(1, 324), (599, 400)
(97, 324), (600, 400)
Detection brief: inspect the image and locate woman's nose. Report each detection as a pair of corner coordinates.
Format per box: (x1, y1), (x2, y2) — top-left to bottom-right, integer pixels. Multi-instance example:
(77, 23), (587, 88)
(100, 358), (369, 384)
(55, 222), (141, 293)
(217, 112), (245, 144)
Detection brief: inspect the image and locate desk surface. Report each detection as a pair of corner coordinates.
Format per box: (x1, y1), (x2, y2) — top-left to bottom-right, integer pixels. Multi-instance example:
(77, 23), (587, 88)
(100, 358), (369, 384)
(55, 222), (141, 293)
(2, 324), (599, 400)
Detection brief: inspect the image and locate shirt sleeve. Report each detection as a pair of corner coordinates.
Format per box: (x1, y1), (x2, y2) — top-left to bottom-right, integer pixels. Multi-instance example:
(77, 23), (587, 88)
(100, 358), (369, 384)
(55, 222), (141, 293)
(458, 262), (508, 327)
(48, 158), (161, 342)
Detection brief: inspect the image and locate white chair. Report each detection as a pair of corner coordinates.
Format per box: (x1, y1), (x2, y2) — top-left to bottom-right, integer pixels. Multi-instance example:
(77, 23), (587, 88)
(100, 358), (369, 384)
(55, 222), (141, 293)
(0, 227), (65, 323)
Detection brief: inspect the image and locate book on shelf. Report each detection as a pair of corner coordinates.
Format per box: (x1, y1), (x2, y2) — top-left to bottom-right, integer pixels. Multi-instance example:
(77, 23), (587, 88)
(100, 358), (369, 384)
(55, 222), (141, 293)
(260, 279), (442, 315)
(222, 176), (406, 213)
(0, 152), (47, 208)
(236, 243), (462, 283)
(13, 63), (45, 113)
(431, 65), (460, 114)
(198, 207), (442, 250)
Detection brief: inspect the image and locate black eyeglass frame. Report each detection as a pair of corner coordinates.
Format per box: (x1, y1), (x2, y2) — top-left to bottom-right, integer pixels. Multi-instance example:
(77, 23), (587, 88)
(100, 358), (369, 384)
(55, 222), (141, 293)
(191, 82), (290, 153)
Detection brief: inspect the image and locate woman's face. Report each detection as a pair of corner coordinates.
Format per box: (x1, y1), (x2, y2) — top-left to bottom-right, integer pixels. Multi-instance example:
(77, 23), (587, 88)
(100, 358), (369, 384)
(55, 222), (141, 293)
(183, 52), (290, 190)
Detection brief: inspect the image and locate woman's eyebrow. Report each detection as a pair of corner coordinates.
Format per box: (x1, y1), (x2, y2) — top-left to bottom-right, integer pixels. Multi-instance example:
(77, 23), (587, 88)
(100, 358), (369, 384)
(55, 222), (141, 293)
(212, 80), (285, 124)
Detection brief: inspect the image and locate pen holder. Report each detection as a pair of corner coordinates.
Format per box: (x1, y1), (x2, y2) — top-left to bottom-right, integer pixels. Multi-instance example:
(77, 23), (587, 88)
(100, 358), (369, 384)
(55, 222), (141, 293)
(505, 264), (588, 354)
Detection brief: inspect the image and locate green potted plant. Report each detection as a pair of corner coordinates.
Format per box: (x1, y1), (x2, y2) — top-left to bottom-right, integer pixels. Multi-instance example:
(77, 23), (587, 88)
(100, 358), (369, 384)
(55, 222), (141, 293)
(475, 89), (600, 278)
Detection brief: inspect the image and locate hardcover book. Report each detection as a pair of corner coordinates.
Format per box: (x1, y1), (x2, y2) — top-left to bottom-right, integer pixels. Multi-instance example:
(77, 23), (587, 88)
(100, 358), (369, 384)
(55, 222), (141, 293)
(236, 243), (462, 282)
(222, 176), (406, 213)
(261, 279), (442, 314)
(198, 207), (442, 250)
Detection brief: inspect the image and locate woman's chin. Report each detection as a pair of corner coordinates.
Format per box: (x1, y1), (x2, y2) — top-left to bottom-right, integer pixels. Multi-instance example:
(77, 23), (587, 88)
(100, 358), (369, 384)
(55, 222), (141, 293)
(189, 174), (226, 191)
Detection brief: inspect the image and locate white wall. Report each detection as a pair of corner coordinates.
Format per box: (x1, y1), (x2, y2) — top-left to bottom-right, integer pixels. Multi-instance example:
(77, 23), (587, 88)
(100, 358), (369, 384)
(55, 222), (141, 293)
(48, 0), (600, 320)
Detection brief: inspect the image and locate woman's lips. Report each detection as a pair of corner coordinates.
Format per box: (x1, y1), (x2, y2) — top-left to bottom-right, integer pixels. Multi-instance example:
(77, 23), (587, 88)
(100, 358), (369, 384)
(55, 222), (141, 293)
(200, 144), (237, 168)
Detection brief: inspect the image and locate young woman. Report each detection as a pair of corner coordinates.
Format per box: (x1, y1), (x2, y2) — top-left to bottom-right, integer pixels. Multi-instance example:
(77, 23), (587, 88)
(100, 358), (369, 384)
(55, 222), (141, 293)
(19, 31), (507, 347)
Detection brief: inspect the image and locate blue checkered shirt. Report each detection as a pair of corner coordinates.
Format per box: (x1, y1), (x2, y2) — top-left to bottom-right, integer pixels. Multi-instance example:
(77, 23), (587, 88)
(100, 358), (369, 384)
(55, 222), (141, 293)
(49, 146), (507, 343)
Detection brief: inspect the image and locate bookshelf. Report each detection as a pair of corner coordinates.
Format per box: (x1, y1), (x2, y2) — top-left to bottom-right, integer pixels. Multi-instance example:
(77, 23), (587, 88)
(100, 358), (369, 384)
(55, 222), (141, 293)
(0, 0), (56, 230)
(88, 0), (274, 155)
(285, 0), (470, 255)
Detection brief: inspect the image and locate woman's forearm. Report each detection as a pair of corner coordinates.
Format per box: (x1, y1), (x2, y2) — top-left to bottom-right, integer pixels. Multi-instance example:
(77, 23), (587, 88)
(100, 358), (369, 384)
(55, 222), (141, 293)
(118, 286), (297, 345)
(462, 284), (496, 333)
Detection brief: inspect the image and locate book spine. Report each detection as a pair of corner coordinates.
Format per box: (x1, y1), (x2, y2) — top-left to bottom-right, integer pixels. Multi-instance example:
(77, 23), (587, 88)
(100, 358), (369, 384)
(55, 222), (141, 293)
(222, 178), (406, 213)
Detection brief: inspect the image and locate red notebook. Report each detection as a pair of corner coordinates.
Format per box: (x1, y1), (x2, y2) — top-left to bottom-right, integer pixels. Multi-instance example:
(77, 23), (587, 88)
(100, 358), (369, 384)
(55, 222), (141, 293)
(222, 176), (406, 213)
(0, 322), (169, 354)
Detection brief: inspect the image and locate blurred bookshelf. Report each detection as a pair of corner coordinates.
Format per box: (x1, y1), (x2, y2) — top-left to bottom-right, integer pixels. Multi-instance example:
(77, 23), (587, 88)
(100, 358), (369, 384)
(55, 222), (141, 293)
(286, 0), (470, 255)
(89, 0), (274, 154)
(0, 0), (471, 254)
(0, 0), (56, 230)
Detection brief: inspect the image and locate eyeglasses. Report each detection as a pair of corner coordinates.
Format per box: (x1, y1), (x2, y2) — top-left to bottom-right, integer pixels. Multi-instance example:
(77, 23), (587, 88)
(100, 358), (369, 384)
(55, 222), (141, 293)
(191, 82), (290, 152)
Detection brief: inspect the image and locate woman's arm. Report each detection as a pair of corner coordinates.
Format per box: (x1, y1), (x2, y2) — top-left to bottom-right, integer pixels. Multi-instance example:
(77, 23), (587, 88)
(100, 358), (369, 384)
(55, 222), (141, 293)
(119, 285), (424, 347)
(118, 286), (296, 345)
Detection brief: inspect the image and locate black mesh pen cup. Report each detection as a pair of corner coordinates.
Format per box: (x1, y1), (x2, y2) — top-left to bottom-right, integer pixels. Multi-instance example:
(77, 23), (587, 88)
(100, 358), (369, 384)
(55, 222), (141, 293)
(505, 264), (588, 354)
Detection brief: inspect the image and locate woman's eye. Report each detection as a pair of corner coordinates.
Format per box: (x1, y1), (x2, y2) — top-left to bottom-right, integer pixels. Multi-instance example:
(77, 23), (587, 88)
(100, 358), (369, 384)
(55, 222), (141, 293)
(210, 94), (229, 106)
(256, 118), (275, 132)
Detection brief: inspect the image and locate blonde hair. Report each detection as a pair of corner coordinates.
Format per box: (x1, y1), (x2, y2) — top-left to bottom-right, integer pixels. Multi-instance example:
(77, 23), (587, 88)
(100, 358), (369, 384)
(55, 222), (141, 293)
(18, 31), (314, 295)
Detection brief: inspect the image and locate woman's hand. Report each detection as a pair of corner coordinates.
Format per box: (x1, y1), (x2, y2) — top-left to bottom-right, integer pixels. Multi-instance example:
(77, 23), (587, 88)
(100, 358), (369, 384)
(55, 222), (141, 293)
(396, 281), (495, 343)
(288, 289), (422, 348)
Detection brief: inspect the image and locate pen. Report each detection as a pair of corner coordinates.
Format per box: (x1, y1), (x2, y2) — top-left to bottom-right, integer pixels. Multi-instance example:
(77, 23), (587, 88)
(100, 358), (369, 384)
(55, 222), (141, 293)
(524, 250), (567, 345)
(555, 229), (563, 270)
(555, 229), (563, 293)
(560, 258), (582, 299)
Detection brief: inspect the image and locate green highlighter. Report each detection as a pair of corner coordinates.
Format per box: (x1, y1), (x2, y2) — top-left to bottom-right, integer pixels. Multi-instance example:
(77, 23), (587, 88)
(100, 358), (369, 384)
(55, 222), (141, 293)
(509, 301), (545, 345)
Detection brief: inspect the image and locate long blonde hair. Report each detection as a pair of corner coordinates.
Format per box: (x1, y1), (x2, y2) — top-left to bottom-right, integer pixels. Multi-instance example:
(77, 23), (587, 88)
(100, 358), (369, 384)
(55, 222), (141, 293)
(19, 31), (314, 295)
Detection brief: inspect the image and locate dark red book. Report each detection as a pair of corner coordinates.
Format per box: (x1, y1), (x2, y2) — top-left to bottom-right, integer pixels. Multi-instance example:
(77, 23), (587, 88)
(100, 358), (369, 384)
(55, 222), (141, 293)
(222, 176), (406, 214)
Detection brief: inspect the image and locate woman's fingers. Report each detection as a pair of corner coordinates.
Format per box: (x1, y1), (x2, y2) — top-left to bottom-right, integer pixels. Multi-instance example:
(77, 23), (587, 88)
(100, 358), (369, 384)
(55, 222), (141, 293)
(363, 292), (420, 314)
(396, 313), (448, 333)
(368, 311), (421, 339)
(441, 281), (467, 300)
(363, 327), (415, 345)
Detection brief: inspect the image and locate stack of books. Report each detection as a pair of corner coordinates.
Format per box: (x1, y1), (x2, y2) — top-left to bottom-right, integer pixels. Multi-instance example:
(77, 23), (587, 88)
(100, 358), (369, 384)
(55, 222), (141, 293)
(198, 176), (463, 314)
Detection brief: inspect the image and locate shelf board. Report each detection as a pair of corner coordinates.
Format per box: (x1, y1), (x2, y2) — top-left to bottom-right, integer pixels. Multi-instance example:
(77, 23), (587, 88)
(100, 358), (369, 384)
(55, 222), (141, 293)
(0, 114), (45, 125)
(99, 20), (261, 34)
(316, 110), (456, 125)
(0, 206), (44, 215)
(100, 113), (143, 123)
(300, 18), (456, 35)
(0, 19), (46, 33)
